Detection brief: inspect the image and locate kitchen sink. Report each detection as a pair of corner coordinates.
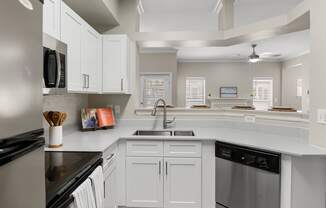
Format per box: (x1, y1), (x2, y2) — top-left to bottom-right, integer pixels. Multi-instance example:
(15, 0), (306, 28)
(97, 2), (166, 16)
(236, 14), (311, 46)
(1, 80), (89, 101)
(133, 130), (195, 136)
(133, 130), (173, 136)
(173, 130), (195, 136)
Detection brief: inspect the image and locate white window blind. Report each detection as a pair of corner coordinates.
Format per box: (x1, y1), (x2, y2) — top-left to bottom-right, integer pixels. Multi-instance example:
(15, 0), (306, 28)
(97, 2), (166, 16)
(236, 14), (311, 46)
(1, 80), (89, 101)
(297, 78), (303, 97)
(253, 78), (273, 110)
(186, 77), (206, 108)
(140, 73), (172, 108)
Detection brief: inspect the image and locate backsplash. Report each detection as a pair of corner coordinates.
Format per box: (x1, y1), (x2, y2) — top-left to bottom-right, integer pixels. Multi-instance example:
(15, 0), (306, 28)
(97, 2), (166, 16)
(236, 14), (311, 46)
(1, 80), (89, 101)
(43, 94), (88, 128)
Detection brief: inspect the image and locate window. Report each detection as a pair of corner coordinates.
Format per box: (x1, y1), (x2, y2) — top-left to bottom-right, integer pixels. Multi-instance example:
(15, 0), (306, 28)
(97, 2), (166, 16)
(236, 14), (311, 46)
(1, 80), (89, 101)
(297, 78), (303, 97)
(140, 73), (172, 108)
(186, 77), (206, 108)
(253, 78), (273, 111)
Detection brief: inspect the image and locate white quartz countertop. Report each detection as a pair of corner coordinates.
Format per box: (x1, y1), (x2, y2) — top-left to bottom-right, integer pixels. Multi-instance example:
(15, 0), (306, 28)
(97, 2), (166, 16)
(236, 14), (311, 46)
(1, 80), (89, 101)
(45, 126), (326, 156)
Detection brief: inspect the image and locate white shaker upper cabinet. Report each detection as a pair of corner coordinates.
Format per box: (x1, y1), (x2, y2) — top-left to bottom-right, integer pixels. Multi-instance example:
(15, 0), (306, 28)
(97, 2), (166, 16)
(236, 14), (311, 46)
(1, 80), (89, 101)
(81, 25), (102, 93)
(43, 0), (61, 39)
(102, 35), (133, 94)
(60, 2), (83, 92)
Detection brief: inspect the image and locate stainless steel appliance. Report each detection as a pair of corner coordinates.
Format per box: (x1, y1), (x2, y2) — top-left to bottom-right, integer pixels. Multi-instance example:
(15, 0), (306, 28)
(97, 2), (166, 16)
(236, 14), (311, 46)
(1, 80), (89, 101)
(215, 142), (281, 208)
(43, 33), (67, 95)
(45, 151), (102, 208)
(0, 0), (45, 207)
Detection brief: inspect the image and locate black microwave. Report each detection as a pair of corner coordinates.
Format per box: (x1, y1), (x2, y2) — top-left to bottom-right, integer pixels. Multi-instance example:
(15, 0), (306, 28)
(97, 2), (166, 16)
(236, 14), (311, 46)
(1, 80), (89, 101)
(43, 33), (67, 94)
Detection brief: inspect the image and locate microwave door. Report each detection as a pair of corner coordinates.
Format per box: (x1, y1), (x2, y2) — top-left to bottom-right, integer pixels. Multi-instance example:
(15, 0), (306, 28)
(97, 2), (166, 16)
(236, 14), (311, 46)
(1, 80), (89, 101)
(55, 51), (61, 88)
(44, 50), (58, 88)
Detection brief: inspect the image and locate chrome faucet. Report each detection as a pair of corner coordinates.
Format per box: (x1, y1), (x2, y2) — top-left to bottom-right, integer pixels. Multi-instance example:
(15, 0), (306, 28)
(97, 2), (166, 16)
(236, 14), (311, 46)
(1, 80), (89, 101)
(151, 99), (175, 129)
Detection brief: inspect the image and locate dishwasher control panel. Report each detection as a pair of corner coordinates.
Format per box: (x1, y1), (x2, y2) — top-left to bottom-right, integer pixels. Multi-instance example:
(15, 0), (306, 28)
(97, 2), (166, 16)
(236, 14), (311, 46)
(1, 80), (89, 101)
(215, 141), (281, 174)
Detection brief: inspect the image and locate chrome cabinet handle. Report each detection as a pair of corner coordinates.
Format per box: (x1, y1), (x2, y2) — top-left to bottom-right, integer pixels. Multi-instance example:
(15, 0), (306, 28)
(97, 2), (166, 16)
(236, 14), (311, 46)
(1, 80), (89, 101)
(121, 78), (124, 91)
(106, 153), (115, 162)
(159, 160), (161, 175)
(82, 74), (86, 88)
(87, 75), (90, 89)
(165, 161), (168, 175)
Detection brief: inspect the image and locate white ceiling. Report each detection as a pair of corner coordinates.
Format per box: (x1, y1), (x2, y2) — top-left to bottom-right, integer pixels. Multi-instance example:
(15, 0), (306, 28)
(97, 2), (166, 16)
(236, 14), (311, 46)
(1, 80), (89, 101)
(176, 30), (310, 61)
(139, 0), (304, 32)
(140, 0), (218, 13)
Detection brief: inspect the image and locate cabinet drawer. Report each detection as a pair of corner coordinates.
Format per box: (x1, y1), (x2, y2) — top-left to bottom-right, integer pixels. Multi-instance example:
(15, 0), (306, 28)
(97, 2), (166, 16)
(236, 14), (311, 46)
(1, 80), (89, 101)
(103, 143), (118, 167)
(127, 140), (163, 157)
(164, 141), (202, 158)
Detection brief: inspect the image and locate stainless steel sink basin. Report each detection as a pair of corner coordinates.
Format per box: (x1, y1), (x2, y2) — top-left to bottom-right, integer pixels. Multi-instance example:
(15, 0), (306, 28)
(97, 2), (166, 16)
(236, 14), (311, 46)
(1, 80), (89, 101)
(133, 130), (172, 136)
(174, 130), (195, 136)
(133, 130), (195, 136)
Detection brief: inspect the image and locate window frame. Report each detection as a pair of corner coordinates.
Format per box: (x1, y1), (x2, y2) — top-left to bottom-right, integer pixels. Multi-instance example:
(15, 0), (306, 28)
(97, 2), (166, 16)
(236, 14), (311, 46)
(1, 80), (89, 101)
(185, 76), (206, 108)
(252, 77), (274, 110)
(139, 72), (173, 108)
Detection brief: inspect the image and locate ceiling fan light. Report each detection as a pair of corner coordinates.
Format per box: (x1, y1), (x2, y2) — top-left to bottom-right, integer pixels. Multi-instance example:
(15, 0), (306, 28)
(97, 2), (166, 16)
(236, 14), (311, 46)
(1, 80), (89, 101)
(249, 54), (260, 63)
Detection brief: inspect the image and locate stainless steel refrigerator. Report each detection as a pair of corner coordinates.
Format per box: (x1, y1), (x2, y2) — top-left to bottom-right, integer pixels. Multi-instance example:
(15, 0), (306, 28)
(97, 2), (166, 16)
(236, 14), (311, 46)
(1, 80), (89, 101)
(0, 0), (45, 208)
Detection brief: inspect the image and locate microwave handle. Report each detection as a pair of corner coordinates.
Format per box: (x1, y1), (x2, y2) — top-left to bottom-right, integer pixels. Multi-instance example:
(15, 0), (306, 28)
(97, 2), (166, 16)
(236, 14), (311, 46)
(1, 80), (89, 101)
(56, 52), (61, 88)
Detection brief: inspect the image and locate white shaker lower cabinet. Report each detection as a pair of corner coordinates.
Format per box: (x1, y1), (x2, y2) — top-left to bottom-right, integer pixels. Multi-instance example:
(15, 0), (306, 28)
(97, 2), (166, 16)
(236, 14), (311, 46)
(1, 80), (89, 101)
(103, 145), (118, 208)
(126, 157), (164, 208)
(125, 140), (202, 208)
(164, 158), (202, 208)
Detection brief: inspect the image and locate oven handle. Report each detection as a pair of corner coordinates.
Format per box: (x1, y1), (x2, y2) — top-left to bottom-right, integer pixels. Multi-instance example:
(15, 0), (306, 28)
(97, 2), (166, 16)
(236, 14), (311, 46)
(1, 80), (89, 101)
(55, 51), (61, 88)
(55, 196), (74, 208)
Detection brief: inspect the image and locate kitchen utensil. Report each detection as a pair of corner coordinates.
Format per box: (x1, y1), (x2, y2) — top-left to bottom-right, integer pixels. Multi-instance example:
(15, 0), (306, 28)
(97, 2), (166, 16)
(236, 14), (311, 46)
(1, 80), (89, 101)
(51, 112), (61, 126)
(43, 111), (54, 126)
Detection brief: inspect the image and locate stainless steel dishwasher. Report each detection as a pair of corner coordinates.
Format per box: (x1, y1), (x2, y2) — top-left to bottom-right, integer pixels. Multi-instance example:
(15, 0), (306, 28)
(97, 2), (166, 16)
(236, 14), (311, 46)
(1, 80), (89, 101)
(215, 142), (281, 208)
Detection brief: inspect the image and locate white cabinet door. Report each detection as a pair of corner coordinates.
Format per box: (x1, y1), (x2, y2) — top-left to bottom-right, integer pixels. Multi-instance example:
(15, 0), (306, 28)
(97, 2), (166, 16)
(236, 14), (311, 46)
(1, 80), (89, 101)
(61, 2), (83, 92)
(43, 0), (61, 39)
(102, 35), (129, 93)
(104, 159), (118, 208)
(126, 157), (163, 208)
(81, 26), (102, 93)
(164, 158), (202, 208)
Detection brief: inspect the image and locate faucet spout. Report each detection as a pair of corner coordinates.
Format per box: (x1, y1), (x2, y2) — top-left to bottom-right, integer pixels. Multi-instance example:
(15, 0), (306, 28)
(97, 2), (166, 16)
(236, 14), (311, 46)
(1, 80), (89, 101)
(151, 99), (175, 129)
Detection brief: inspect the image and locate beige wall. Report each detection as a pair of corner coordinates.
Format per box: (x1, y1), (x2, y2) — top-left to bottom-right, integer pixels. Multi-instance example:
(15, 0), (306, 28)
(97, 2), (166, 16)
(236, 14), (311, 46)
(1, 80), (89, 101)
(281, 54), (310, 113)
(309, 0), (326, 147)
(139, 53), (178, 105)
(177, 61), (282, 107)
(43, 94), (88, 127)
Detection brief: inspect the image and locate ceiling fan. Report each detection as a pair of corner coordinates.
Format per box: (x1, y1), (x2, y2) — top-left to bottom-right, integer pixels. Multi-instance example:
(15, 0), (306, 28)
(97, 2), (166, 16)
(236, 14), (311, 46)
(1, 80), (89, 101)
(248, 44), (282, 63)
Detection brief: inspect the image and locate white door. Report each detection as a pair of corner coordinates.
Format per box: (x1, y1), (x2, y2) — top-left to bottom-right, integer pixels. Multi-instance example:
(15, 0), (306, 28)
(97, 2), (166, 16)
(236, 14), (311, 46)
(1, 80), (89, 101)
(104, 161), (118, 208)
(43, 0), (61, 39)
(81, 26), (101, 93)
(102, 35), (128, 93)
(61, 2), (83, 92)
(126, 157), (163, 207)
(164, 158), (202, 208)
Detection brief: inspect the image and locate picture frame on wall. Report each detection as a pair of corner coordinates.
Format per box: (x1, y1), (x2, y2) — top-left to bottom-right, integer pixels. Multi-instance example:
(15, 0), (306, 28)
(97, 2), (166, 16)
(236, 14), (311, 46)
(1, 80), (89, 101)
(220, 87), (238, 98)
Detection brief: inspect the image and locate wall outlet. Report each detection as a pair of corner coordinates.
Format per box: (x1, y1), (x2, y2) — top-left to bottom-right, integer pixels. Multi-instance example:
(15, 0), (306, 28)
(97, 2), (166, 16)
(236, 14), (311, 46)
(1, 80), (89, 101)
(114, 105), (121, 115)
(244, 115), (256, 123)
(317, 109), (326, 124)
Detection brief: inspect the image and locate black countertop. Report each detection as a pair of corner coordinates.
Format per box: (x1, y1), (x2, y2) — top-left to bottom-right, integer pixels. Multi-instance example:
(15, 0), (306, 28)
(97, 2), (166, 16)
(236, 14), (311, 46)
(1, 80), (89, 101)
(45, 151), (102, 206)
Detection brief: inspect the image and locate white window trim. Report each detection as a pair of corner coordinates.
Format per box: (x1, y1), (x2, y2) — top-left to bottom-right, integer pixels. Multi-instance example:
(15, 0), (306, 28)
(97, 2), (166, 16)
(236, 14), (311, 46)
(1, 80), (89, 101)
(185, 76), (206, 108)
(139, 72), (173, 107)
(253, 77), (274, 110)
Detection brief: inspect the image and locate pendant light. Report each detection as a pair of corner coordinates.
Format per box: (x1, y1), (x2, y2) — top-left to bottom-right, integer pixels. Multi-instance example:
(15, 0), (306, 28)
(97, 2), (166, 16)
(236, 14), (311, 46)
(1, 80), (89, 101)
(249, 44), (260, 63)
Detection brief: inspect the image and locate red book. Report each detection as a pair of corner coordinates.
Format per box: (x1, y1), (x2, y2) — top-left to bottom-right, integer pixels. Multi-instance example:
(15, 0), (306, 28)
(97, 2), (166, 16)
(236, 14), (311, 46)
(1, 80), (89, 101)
(96, 107), (116, 128)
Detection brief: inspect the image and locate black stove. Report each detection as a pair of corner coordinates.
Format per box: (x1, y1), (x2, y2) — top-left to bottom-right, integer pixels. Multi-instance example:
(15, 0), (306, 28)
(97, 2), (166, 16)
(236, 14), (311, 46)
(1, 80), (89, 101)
(45, 151), (102, 208)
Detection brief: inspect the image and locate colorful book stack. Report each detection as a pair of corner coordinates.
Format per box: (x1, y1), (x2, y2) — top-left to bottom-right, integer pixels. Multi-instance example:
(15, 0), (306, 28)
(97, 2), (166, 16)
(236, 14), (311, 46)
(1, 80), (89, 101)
(81, 107), (116, 130)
